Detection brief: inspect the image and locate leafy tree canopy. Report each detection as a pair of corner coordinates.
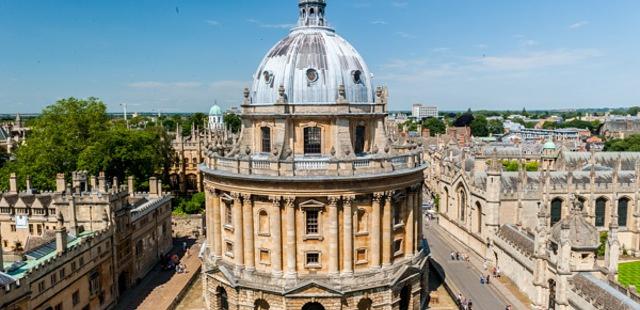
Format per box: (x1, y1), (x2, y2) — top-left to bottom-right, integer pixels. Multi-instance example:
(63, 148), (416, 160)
(604, 134), (640, 152)
(422, 118), (446, 136)
(470, 115), (489, 137)
(224, 113), (242, 133)
(0, 98), (172, 191)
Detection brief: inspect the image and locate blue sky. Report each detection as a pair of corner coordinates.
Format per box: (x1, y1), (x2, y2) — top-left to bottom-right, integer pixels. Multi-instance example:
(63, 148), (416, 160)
(0, 0), (639, 113)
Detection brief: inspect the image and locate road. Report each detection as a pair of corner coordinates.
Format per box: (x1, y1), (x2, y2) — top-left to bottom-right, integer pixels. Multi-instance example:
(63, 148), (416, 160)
(425, 224), (514, 310)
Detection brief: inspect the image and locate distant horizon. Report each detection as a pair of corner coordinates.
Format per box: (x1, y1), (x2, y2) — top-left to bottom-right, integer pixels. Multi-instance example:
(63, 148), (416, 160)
(1, 1), (639, 113)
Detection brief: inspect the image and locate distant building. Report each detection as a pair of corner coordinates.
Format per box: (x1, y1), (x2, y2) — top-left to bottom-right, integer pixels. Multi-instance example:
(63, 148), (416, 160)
(0, 114), (30, 155)
(600, 114), (640, 139)
(412, 103), (438, 119)
(207, 104), (224, 131)
(0, 172), (173, 309)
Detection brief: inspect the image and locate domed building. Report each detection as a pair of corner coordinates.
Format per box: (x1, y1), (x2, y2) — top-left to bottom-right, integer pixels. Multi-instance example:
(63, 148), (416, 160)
(208, 103), (224, 131)
(200, 1), (428, 309)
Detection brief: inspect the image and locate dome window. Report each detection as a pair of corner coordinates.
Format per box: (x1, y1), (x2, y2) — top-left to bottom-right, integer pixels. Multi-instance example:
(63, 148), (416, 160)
(352, 70), (363, 84)
(263, 71), (274, 85)
(306, 68), (319, 83)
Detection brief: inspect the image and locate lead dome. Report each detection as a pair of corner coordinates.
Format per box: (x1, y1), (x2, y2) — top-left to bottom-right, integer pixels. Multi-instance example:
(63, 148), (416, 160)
(250, 0), (374, 105)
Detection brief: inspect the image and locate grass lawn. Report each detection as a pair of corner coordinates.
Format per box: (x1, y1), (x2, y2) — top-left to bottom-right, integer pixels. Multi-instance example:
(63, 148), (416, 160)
(618, 261), (640, 288)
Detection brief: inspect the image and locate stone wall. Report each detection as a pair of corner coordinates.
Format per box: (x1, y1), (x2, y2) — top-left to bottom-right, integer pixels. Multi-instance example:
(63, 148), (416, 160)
(172, 214), (204, 239)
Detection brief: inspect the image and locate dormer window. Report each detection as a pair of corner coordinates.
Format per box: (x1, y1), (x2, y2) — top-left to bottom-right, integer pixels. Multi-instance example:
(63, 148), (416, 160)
(352, 70), (363, 84)
(306, 68), (318, 83)
(263, 71), (273, 85)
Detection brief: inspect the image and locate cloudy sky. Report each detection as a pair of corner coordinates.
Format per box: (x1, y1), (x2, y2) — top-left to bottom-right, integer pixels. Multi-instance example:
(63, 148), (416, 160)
(1, 0), (639, 113)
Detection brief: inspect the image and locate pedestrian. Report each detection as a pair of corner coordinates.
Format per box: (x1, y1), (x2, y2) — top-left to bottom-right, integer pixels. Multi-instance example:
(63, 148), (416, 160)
(485, 274), (490, 284)
(451, 252), (456, 260)
(467, 299), (472, 310)
(456, 252), (460, 260)
(505, 305), (512, 310)
(480, 275), (485, 284)
(482, 260), (488, 270)
(182, 241), (187, 252)
(456, 293), (463, 306)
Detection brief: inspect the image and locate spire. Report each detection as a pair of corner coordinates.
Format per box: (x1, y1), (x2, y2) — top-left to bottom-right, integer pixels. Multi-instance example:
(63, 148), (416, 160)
(298, 0), (327, 27)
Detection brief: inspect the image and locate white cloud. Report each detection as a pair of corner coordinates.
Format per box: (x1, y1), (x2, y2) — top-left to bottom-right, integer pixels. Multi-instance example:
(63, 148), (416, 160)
(471, 49), (601, 71)
(371, 20), (388, 25)
(520, 39), (539, 47)
(395, 31), (416, 39)
(569, 21), (589, 29)
(247, 19), (294, 29)
(128, 81), (203, 89)
(391, 1), (408, 8)
(205, 20), (221, 26)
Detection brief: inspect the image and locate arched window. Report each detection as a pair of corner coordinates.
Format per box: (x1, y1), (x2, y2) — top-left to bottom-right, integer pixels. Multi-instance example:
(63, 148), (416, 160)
(254, 299), (270, 310)
(393, 200), (402, 225)
(354, 125), (366, 155)
(261, 127), (271, 153)
(187, 174), (198, 191)
(595, 198), (606, 227)
(302, 302), (324, 310)
(618, 198), (629, 227)
(458, 188), (466, 222)
(356, 209), (367, 233)
(399, 285), (411, 310)
(476, 202), (482, 233)
(258, 210), (269, 235)
(550, 198), (562, 226)
(304, 127), (322, 155)
(357, 298), (373, 310)
(225, 202), (233, 226)
(217, 287), (229, 310)
(444, 187), (449, 214)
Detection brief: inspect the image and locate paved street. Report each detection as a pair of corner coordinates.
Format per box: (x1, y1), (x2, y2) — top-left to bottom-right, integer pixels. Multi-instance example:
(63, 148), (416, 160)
(425, 221), (526, 310)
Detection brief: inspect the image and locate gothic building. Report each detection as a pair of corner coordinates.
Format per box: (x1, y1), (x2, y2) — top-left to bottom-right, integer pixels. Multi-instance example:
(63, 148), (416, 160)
(425, 142), (640, 309)
(200, 1), (428, 309)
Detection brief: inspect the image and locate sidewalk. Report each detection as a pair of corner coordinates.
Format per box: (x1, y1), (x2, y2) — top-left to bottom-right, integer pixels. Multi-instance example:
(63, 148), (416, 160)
(429, 224), (530, 309)
(117, 239), (203, 310)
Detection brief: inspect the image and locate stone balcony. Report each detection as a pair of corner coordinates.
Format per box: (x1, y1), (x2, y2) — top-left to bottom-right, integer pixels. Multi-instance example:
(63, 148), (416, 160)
(241, 103), (387, 117)
(201, 149), (426, 181)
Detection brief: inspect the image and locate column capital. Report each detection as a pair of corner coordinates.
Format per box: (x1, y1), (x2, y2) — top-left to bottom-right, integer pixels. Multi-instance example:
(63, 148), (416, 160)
(242, 193), (252, 201)
(385, 190), (396, 198)
(269, 196), (282, 204)
(231, 192), (242, 200)
(328, 196), (341, 207)
(373, 192), (384, 202)
(284, 196), (296, 208)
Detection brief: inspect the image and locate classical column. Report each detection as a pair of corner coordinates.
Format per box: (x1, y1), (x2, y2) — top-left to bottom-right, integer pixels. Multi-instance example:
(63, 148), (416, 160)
(232, 193), (244, 270)
(371, 192), (383, 268)
(405, 188), (415, 258)
(211, 189), (222, 258)
(382, 191), (393, 266)
(342, 195), (355, 275)
(416, 185), (423, 251)
(270, 196), (283, 275)
(328, 196), (340, 276)
(242, 194), (255, 271)
(285, 197), (297, 278)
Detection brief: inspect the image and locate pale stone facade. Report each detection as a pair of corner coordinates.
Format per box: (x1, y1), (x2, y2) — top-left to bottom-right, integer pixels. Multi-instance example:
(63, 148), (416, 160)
(0, 172), (173, 309)
(199, 1), (428, 309)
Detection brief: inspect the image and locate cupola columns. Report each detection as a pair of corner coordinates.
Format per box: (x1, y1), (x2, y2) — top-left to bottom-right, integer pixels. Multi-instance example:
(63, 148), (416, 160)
(298, 0), (327, 27)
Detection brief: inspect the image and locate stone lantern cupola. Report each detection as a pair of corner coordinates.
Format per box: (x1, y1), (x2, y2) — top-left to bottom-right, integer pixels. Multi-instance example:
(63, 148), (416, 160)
(298, 0), (327, 27)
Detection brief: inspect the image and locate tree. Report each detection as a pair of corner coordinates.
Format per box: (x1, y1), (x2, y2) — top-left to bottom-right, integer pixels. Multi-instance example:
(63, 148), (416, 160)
(0, 98), (172, 191)
(502, 160), (519, 172)
(224, 113), (242, 133)
(470, 115), (489, 137)
(604, 134), (640, 152)
(173, 192), (206, 215)
(422, 118), (446, 136)
(487, 119), (504, 135)
(525, 161), (540, 172)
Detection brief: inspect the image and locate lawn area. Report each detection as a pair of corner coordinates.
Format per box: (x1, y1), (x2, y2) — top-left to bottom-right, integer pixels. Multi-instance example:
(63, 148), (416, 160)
(618, 261), (640, 288)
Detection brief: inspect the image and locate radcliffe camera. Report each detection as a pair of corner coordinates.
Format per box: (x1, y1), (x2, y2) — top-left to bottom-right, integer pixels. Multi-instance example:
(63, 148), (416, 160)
(0, 1), (638, 310)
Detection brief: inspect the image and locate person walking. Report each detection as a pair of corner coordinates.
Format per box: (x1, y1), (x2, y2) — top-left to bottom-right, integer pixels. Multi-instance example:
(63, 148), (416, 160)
(467, 299), (473, 310)
(485, 274), (490, 284)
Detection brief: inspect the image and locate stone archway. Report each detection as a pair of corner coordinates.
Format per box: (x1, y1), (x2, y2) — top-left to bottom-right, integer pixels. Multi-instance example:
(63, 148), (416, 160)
(301, 302), (325, 310)
(399, 285), (411, 310)
(357, 298), (373, 310)
(548, 279), (556, 310)
(254, 298), (270, 310)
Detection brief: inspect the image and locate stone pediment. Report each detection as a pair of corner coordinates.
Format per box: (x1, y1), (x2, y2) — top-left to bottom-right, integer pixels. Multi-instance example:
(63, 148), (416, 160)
(285, 281), (343, 297)
(389, 264), (421, 288)
(299, 199), (325, 208)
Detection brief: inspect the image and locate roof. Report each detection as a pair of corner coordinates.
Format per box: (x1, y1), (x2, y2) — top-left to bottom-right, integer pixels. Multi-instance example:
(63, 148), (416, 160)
(550, 208), (599, 250)
(209, 104), (222, 116)
(250, 1), (374, 105)
(543, 139), (557, 150)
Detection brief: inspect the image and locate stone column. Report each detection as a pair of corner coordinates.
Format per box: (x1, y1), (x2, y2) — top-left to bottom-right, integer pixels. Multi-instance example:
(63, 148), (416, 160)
(405, 188), (415, 258)
(416, 185), (423, 251)
(211, 189), (222, 258)
(285, 197), (297, 278)
(343, 195), (355, 275)
(270, 196), (283, 275)
(328, 196), (340, 276)
(371, 192), (383, 268)
(382, 191), (393, 266)
(242, 194), (255, 271)
(232, 193), (244, 271)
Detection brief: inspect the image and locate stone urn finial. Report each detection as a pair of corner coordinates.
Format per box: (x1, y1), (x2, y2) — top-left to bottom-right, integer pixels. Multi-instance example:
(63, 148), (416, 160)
(372, 145), (379, 154)
(338, 84), (346, 100)
(243, 87), (250, 99)
(245, 145), (251, 156)
(278, 85), (286, 98)
(384, 145), (390, 154)
(330, 146), (336, 157)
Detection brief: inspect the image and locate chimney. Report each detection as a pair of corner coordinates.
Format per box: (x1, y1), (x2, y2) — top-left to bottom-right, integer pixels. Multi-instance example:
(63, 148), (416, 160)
(98, 172), (106, 193)
(56, 173), (66, 193)
(112, 177), (119, 192)
(149, 177), (158, 198)
(9, 173), (18, 194)
(25, 176), (32, 194)
(90, 176), (97, 192)
(128, 176), (135, 195)
(157, 179), (163, 196)
(55, 211), (68, 254)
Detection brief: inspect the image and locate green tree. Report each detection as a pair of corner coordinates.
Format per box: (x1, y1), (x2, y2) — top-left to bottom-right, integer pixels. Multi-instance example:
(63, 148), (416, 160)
(604, 134), (640, 152)
(487, 119), (504, 135)
(422, 118), (446, 136)
(597, 231), (608, 257)
(470, 115), (489, 137)
(502, 160), (519, 172)
(525, 161), (540, 172)
(224, 113), (242, 133)
(174, 192), (206, 215)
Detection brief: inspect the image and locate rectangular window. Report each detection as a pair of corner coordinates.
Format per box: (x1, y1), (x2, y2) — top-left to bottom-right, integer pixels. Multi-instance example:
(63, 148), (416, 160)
(29, 224), (34, 234)
(73, 290), (80, 305)
(50, 273), (57, 285)
(54, 303), (62, 310)
(10, 225), (16, 232)
(304, 127), (322, 155)
(393, 202), (402, 225)
(306, 252), (320, 267)
(393, 239), (403, 255)
(38, 281), (45, 293)
(354, 125), (366, 154)
(79, 256), (85, 266)
(225, 204), (233, 226)
(71, 261), (77, 272)
(261, 127), (271, 153)
(306, 210), (319, 235)
(59, 267), (65, 279)
(259, 249), (270, 264)
(356, 248), (367, 263)
(37, 224), (43, 235)
(89, 273), (101, 295)
(225, 241), (234, 257)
